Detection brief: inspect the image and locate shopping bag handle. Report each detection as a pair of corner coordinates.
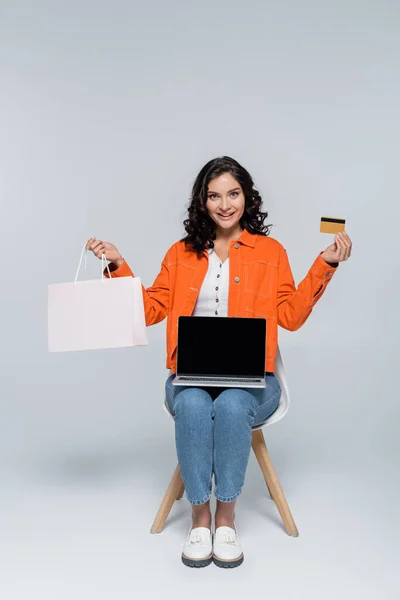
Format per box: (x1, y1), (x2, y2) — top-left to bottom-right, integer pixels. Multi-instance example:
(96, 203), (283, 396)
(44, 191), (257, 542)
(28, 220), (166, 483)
(74, 243), (112, 287)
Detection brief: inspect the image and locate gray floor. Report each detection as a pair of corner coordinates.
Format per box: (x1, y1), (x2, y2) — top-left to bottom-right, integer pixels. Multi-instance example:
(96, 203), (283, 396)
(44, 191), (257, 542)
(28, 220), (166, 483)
(1, 438), (397, 600)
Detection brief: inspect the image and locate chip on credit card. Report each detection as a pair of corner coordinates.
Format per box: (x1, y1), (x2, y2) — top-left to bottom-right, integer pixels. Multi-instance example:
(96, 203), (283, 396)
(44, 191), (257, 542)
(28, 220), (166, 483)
(320, 217), (346, 234)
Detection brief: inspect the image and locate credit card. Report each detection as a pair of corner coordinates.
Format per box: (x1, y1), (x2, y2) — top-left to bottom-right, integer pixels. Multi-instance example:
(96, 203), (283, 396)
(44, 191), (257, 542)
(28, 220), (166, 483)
(320, 217), (346, 234)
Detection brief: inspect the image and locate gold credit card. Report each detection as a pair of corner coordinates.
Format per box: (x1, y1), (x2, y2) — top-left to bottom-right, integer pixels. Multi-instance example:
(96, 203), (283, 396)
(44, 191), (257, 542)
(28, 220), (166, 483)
(320, 217), (346, 234)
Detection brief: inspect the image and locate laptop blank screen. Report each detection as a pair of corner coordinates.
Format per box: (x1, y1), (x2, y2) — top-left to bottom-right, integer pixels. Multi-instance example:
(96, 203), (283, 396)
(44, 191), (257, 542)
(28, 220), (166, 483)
(176, 316), (266, 377)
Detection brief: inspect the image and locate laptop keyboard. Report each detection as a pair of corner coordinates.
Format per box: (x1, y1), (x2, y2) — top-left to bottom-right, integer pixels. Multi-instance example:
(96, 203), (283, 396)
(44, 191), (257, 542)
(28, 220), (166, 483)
(178, 376), (261, 383)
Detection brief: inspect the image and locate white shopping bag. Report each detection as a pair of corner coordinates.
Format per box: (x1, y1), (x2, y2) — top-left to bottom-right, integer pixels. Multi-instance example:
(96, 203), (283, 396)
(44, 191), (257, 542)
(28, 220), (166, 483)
(48, 244), (148, 352)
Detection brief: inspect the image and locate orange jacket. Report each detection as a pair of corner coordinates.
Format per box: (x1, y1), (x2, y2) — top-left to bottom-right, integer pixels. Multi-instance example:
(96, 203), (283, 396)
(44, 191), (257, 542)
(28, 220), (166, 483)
(105, 229), (338, 372)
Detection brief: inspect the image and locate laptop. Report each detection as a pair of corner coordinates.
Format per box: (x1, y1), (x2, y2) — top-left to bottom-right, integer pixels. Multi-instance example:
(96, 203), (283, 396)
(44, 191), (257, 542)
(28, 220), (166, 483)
(172, 316), (267, 388)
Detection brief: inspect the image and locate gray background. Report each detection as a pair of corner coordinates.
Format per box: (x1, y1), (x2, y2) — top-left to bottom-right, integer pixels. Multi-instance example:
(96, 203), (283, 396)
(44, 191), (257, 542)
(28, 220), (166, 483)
(0, 0), (399, 598)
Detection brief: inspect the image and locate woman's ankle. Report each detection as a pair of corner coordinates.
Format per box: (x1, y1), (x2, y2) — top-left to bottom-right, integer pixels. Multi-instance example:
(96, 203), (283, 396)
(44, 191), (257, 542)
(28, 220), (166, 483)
(192, 515), (212, 529)
(215, 501), (236, 529)
(215, 516), (235, 529)
(191, 502), (212, 529)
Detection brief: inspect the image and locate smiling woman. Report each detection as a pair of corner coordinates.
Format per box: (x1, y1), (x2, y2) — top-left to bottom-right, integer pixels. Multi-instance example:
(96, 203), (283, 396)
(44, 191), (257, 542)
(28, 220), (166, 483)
(86, 154), (352, 570)
(182, 156), (272, 258)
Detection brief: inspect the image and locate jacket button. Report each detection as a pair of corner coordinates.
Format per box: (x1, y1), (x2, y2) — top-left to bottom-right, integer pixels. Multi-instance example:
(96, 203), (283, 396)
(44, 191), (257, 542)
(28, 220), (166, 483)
(234, 276), (240, 282)
(234, 243), (239, 249)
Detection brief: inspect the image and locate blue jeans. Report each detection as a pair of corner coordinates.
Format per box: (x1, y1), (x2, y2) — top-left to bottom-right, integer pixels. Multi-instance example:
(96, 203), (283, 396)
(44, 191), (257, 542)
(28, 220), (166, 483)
(165, 373), (281, 505)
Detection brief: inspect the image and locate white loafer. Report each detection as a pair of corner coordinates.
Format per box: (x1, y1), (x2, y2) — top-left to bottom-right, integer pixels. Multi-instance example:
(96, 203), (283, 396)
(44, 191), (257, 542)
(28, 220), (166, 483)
(181, 526), (213, 567)
(213, 525), (244, 568)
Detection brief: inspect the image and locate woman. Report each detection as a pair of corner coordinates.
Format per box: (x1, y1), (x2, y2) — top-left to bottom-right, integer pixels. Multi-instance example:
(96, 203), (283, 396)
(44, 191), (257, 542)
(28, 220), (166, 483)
(86, 156), (352, 569)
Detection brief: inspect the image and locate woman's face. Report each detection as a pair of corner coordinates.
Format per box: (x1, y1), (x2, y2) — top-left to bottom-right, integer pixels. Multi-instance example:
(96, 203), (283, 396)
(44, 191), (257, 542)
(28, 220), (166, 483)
(206, 172), (245, 234)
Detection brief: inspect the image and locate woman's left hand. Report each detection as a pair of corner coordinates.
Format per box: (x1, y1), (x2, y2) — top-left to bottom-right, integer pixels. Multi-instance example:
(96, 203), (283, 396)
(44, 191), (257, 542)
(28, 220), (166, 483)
(321, 231), (352, 265)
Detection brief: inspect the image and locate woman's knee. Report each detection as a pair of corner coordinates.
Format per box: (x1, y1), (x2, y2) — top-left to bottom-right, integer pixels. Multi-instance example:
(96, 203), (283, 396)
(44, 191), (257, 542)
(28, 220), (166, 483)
(174, 387), (213, 418)
(213, 389), (256, 418)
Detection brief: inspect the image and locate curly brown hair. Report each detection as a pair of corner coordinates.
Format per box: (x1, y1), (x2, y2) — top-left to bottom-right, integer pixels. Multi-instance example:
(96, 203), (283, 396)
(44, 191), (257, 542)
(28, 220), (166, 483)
(182, 156), (272, 257)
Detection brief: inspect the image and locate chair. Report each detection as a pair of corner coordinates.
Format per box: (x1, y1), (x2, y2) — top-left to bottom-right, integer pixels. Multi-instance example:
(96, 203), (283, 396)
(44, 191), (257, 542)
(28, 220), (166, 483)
(150, 346), (299, 537)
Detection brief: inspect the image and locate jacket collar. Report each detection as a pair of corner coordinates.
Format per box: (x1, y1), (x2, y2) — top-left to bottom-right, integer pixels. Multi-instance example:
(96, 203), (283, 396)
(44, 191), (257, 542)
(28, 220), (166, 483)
(202, 228), (256, 255)
(203, 229), (257, 256)
(237, 228), (256, 248)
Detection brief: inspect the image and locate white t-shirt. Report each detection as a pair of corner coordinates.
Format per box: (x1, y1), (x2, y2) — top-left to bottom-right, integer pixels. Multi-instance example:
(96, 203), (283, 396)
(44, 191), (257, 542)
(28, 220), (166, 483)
(192, 248), (229, 317)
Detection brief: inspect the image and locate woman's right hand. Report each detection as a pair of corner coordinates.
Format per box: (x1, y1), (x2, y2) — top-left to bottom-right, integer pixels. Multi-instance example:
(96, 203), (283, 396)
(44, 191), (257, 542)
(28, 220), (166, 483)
(85, 237), (124, 267)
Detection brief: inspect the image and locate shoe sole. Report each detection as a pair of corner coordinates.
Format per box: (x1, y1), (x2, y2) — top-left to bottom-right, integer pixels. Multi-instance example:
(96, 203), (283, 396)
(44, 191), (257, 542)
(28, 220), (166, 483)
(212, 553), (244, 568)
(181, 552), (213, 568)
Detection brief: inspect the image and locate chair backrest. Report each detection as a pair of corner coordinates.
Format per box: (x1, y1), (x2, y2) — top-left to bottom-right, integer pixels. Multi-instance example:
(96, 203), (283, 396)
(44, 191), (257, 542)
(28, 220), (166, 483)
(163, 345), (291, 429)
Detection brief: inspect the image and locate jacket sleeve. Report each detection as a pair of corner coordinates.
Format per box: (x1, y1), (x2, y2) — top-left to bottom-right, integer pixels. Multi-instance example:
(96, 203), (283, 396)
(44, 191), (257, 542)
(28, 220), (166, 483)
(277, 249), (338, 331)
(104, 255), (170, 327)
